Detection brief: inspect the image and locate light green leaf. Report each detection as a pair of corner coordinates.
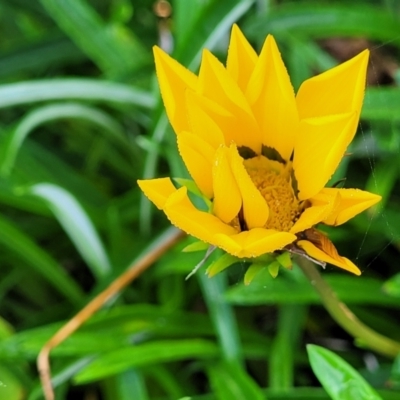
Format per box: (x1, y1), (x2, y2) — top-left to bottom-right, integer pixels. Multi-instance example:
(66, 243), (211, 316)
(206, 253), (239, 277)
(244, 263), (265, 286)
(0, 79), (154, 109)
(29, 183), (111, 279)
(182, 241), (209, 253)
(0, 102), (127, 175)
(0, 365), (24, 400)
(268, 261), (280, 278)
(383, 273), (400, 298)
(307, 345), (382, 400)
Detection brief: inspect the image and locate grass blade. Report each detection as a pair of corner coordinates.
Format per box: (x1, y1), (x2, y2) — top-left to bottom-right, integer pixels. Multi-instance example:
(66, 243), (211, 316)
(307, 345), (382, 400)
(0, 214), (84, 305)
(0, 79), (154, 109)
(0, 102), (127, 175)
(39, 0), (149, 75)
(29, 183), (111, 280)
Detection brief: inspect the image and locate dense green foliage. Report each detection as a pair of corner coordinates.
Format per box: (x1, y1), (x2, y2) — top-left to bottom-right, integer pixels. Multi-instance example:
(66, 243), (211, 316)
(1, 0), (400, 399)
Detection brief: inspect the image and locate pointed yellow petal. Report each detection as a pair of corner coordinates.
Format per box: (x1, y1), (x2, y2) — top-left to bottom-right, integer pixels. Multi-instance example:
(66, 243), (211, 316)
(290, 190), (340, 234)
(319, 188), (382, 226)
(297, 239), (361, 275)
(153, 46), (197, 134)
(186, 90), (250, 150)
(185, 90), (225, 149)
(198, 49), (262, 152)
(226, 24), (258, 92)
(164, 186), (237, 243)
(294, 112), (358, 200)
(212, 146), (242, 223)
(296, 50), (369, 119)
(137, 178), (177, 209)
(246, 35), (298, 161)
(214, 228), (296, 258)
(229, 145), (270, 229)
(177, 131), (215, 199)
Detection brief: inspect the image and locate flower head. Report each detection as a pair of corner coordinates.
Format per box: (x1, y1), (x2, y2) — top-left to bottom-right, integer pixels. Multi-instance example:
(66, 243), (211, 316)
(138, 25), (381, 275)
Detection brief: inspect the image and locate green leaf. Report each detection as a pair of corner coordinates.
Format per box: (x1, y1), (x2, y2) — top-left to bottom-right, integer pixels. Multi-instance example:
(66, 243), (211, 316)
(383, 273), (400, 298)
(225, 268), (399, 307)
(74, 339), (219, 384)
(365, 157), (398, 212)
(29, 183), (111, 279)
(244, 263), (265, 286)
(0, 305), (216, 360)
(0, 37), (83, 79)
(307, 345), (382, 400)
(268, 261), (280, 278)
(269, 305), (306, 390)
(0, 102), (127, 175)
(0, 214), (84, 305)
(0, 364), (24, 400)
(0, 79), (154, 109)
(363, 89), (400, 122)
(276, 252), (292, 269)
(39, 0), (149, 75)
(198, 272), (243, 366)
(182, 240), (209, 253)
(247, 4), (400, 44)
(207, 360), (265, 400)
(206, 253), (239, 277)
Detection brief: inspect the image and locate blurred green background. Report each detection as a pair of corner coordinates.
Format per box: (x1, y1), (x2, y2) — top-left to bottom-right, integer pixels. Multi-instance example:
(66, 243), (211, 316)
(1, 0), (400, 399)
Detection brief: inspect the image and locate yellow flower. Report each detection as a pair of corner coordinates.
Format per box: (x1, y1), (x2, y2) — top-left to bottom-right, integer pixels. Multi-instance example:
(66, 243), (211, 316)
(138, 25), (381, 275)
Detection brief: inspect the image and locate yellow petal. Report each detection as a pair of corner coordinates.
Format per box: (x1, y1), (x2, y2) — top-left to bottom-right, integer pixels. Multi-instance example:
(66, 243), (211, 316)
(212, 146), (242, 223)
(185, 90), (225, 149)
(297, 239), (361, 275)
(198, 49), (262, 152)
(229, 145), (270, 229)
(290, 191), (340, 234)
(164, 186), (238, 243)
(177, 131), (215, 199)
(319, 188), (382, 226)
(137, 178), (177, 210)
(226, 24), (258, 92)
(246, 35), (298, 161)
(296, 50), (369, 120)
(186, 90), (249, 150)
(294, 112), (358, 200)
(153, 46), (197, 134)
(214, 228), (296, 258)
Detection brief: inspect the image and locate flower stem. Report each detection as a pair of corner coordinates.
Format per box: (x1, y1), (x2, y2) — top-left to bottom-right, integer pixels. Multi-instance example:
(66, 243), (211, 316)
(296, 256), (400, 358)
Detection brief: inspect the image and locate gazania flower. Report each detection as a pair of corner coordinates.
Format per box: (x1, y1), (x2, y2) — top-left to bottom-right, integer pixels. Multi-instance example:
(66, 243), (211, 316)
(138, 25), (381, 275)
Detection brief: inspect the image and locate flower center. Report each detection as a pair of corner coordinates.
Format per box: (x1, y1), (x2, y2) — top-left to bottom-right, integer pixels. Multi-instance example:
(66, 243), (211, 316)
(244, 155), (301, 232)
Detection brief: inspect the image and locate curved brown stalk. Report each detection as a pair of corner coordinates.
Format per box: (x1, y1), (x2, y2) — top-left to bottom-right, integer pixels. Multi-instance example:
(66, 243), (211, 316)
(37, 227), (186, 400)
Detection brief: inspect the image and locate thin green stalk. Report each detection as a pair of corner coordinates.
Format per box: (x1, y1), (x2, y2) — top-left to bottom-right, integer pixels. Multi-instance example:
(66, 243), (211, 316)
(269, 304), (307, 389)
(296, 256), (400, 358)
(198, 271), (243, 366)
